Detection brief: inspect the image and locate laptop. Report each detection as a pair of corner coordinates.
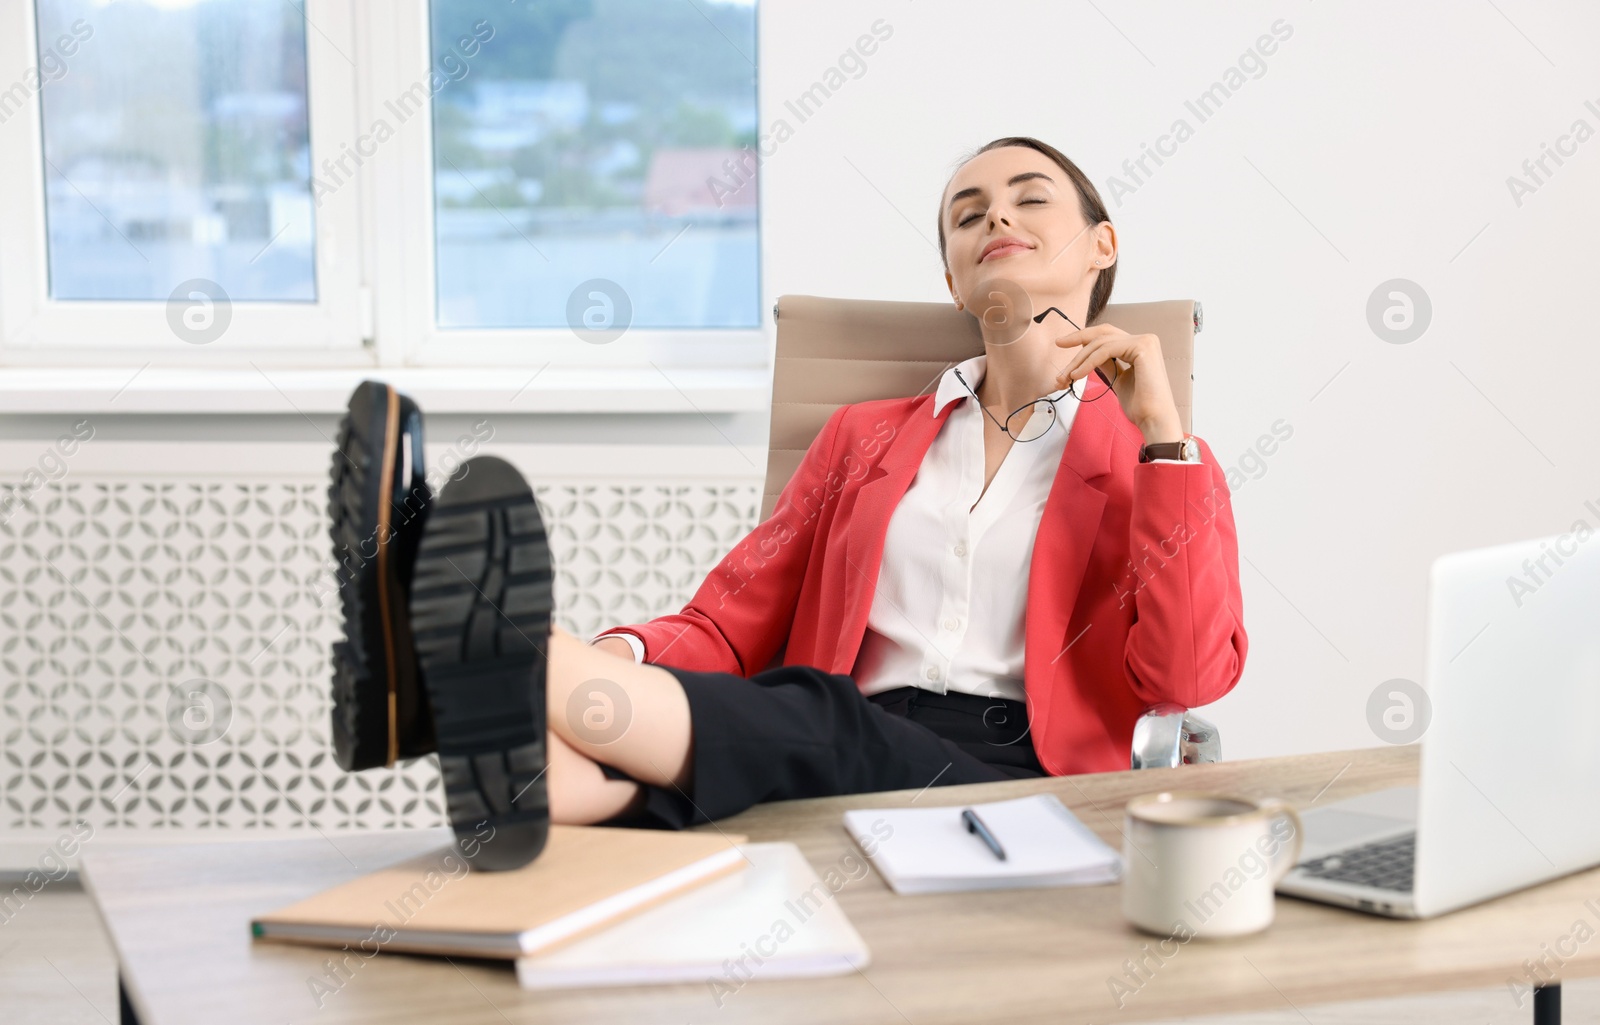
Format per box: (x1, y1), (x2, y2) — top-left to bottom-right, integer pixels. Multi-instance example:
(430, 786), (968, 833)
(1275, 529), (1600, 919)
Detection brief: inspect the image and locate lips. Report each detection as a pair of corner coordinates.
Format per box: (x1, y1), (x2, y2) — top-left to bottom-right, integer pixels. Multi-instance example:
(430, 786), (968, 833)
(980, 237), (1034, 262)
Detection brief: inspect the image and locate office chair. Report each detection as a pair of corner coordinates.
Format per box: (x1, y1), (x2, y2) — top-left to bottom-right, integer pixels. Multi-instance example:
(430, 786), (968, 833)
(765, 294), (1220, 770)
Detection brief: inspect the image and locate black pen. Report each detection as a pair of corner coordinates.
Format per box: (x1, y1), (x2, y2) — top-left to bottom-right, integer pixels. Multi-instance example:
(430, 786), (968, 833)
(961, 807), (1006, 861)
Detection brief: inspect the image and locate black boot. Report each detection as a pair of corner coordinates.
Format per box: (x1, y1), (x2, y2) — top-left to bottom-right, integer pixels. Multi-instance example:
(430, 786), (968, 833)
(326, 380), (436, 772)
(410, 456), (552, 871)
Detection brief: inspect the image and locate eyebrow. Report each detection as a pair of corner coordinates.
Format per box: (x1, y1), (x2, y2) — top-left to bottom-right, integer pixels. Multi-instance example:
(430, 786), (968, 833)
(946, 171), (1055, 214)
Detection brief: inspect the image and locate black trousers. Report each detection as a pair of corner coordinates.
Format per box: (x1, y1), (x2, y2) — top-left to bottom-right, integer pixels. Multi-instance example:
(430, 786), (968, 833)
(596, 662), (1045, 830)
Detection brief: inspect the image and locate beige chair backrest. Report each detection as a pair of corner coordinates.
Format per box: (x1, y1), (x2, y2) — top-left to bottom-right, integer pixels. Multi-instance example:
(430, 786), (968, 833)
(762, 295), (1201, 520)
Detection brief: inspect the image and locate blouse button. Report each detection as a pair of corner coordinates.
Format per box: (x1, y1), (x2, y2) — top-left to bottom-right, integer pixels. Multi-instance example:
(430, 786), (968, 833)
(943, 617), (960, 632)
(925, 666), (941, 681)
(953, 542), (968, 557)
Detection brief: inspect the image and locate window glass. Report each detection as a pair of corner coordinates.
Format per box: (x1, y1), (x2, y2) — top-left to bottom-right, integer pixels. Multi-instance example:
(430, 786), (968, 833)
(34, 0), (316, 302)
(429, 0), (759, 330)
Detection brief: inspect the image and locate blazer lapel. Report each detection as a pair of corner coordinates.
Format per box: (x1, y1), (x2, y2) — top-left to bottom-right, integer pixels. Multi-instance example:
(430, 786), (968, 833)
(832, 396), (951, 673)
(1024, 373), (1118, 733)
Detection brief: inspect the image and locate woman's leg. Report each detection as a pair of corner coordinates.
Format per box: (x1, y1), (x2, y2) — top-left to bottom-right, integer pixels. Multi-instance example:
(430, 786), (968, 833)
(543, 624), (695, 787)
(547, 729), (648, 824)
(539, 639), (1027, 830)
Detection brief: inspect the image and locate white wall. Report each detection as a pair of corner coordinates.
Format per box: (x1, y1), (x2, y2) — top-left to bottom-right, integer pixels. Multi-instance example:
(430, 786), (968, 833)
(757, 0), (1600, 760)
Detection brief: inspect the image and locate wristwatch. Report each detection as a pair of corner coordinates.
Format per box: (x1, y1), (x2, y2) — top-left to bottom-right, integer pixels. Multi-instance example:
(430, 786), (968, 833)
(1139, 435), (1200, 463)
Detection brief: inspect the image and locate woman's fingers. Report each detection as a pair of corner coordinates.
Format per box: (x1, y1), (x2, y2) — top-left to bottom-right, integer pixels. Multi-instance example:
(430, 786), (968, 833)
(1056, 339), (1113, 389)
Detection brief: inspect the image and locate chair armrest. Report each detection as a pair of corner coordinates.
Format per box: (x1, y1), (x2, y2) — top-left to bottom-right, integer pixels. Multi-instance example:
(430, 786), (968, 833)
(1130, 702), (1221, 769)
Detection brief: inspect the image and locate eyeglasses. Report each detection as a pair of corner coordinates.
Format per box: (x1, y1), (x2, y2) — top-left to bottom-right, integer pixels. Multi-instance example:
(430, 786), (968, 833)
(952, 306), (1121, 443)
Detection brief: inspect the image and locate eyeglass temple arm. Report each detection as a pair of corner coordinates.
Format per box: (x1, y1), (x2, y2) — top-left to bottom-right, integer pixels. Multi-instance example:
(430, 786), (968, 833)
(1033, 306), (1080, 329)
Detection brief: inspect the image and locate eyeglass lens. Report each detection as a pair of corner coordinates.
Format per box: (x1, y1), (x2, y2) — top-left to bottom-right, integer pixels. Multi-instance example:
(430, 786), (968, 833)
(1006, 400), (1057, 442)
(1067, 363), (1120, 402)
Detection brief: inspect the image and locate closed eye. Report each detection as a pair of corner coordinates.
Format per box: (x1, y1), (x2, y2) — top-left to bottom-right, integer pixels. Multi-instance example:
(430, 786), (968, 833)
(957, 197), (1047, 227)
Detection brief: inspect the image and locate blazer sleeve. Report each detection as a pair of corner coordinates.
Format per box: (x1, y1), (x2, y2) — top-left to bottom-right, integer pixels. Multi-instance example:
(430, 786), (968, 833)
(1118, 436), (1249, 708)
(593, 404), (851, 675)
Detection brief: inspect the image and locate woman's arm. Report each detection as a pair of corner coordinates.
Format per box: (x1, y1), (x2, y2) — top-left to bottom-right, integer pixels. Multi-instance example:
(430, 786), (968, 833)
(1118, 438), (1249, 708)
(593, 404), (853, 675)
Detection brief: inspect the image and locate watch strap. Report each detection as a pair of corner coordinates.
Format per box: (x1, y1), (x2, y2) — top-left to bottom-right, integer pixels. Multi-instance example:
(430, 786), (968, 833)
(1139, 436), (1198, 463)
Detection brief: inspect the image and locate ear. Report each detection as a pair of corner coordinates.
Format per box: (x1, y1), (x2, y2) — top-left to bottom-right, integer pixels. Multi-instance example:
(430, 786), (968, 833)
(945, 269), (959, 307)
(1092, 221), (1118, 268)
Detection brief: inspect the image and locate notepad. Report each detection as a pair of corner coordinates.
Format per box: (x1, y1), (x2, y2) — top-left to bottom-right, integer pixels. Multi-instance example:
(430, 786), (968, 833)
(252, 825), (746, 959)
(515, 842), (870, 989)
(843, 793), (1123, 895)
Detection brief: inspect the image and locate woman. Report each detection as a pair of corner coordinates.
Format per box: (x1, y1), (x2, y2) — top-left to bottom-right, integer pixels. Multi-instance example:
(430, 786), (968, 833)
(330, 136), (1246, 863)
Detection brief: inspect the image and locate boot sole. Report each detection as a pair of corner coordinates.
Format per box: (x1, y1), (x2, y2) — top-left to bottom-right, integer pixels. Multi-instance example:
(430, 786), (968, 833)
(410, 456), (552, 871)
(327, 381), (408, 771)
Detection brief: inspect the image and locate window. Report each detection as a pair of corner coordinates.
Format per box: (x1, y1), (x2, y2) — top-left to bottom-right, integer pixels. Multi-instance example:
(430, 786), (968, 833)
(37, 0), (316, 303)
(0, 0), (763, 371)
(429, 0), (760, 331)
(0, 0), (363, 356)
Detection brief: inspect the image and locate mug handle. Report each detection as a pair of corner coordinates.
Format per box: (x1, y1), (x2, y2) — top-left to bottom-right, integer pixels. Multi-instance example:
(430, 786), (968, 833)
(1257, 798), (1304, 883)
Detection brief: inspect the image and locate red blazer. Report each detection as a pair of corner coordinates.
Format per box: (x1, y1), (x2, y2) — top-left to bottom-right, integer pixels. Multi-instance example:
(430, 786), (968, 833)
(599, 371), (1248, 776)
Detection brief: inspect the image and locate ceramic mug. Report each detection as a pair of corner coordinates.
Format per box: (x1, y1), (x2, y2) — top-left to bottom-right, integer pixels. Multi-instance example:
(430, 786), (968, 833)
(1121, 791), (1303, 939)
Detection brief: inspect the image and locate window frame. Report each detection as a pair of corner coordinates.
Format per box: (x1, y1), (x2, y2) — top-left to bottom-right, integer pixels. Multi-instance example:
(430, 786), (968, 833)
(0, 0), (368, 365)
(0, 0), (768, 374)
(376, 2), (767, 369)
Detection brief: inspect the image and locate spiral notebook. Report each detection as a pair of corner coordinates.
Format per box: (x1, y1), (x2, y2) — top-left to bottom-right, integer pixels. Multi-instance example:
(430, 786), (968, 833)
(843, 793), (1123, 895)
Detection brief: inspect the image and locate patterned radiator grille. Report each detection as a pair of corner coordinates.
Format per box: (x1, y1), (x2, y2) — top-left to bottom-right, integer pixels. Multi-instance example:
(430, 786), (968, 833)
(0, 480), (758, 832)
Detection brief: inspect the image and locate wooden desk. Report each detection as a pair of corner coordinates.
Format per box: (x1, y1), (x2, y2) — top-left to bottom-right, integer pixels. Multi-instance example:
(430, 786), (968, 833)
(86, 746), (1593, 1025)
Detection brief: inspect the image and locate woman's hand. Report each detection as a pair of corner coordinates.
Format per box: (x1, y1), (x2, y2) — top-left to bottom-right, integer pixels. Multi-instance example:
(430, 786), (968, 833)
(1053, 325), (1185, 445)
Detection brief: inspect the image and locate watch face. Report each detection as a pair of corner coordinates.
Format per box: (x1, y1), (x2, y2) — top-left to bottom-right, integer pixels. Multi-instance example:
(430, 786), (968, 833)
(1181, 438), (1199, 461)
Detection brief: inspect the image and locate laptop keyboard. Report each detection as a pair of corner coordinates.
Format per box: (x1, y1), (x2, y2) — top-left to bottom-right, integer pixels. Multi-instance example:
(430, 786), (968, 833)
(1296, 832), (1416, 892)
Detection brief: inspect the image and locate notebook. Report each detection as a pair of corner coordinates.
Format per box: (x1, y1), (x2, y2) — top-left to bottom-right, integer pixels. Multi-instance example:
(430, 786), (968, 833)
(843, 793), (1122, 895)
(251, 825), (746, 959)
(515, 842), (870, 989)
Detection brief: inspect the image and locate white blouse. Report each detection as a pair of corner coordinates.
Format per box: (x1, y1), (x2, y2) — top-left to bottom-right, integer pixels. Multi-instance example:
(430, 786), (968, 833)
(594, 353), (1192, 699)
(849, 354), (1077, 703)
